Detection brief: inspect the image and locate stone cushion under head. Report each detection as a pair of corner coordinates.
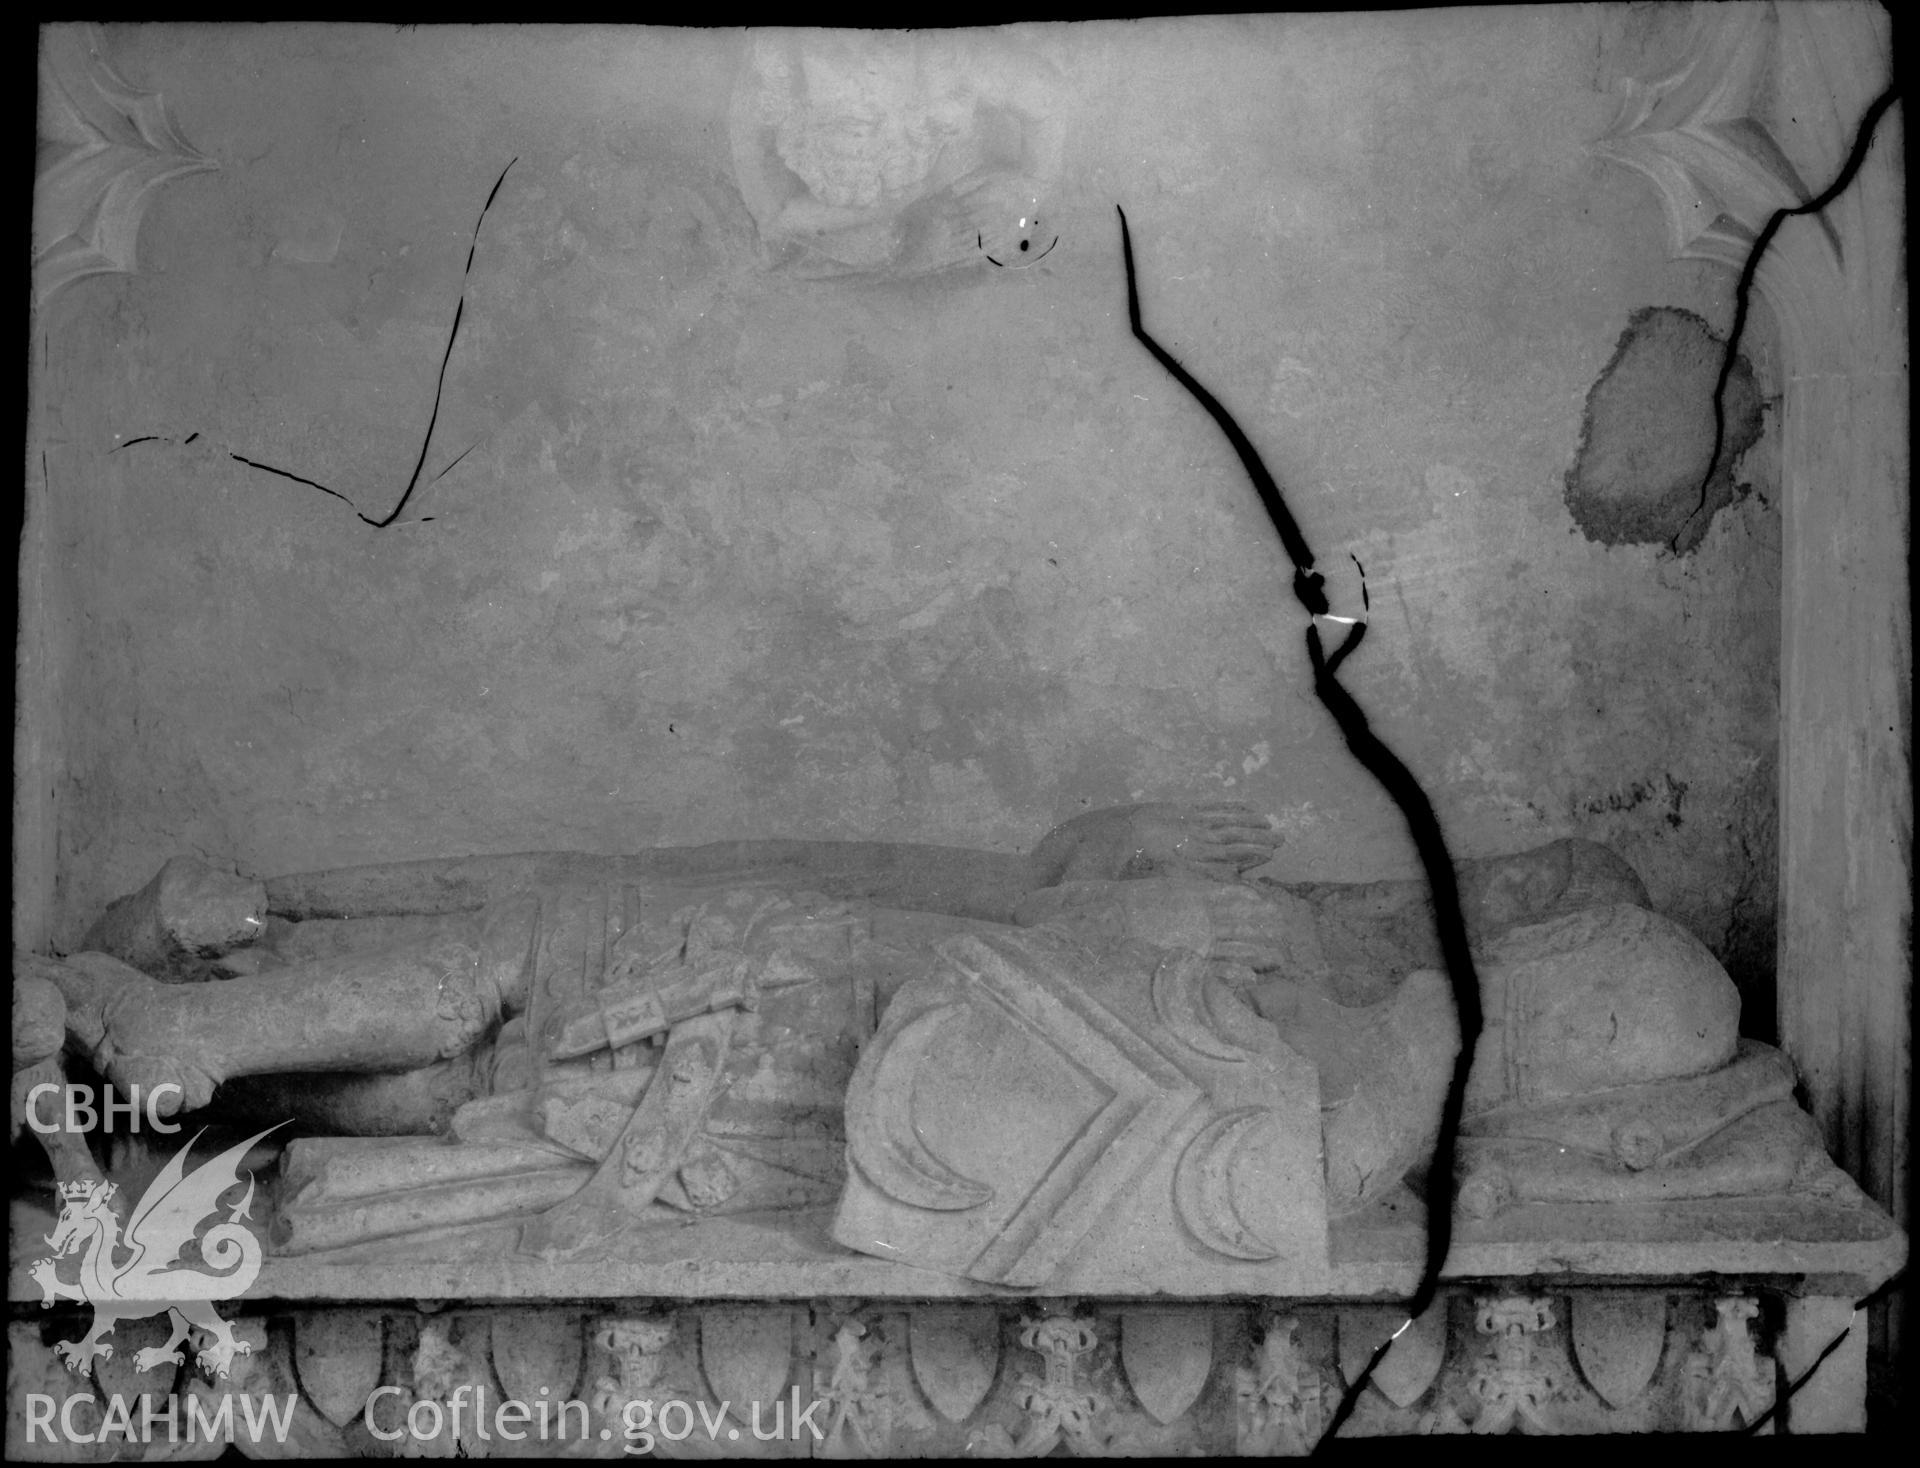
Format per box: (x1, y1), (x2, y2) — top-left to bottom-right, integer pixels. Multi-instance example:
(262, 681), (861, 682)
(1474, 904), (1740, 1109)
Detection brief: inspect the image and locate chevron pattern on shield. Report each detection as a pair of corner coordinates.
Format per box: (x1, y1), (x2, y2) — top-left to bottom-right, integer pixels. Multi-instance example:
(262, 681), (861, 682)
(839, 928), (1221, 1286)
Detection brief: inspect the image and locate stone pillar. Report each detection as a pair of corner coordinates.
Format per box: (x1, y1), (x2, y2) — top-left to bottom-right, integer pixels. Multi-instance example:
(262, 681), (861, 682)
(1593, 0), (1907, 1365)
(1765, 10), (1908, 1370)
(22, 28), (221, 955)
(13, 443), (61, 957)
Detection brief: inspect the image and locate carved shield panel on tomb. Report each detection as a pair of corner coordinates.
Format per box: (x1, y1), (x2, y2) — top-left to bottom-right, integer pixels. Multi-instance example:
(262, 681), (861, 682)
(294, 1309), (385, 1427)
(834, 928), (1327, 1290)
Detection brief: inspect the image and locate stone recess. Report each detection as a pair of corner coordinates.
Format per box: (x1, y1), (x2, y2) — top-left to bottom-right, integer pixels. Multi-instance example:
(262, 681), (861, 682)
(1593, 0), (1908, 1326)
(15, 7), (1906, 1451)
(26, 14), (1786, 982)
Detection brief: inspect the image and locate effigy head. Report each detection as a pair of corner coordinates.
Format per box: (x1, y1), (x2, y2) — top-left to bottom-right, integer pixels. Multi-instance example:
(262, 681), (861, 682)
(1470, 903), (1740, 1111)
(1460, 838), (1652, 940)
(1453, 905), (1840, 1216)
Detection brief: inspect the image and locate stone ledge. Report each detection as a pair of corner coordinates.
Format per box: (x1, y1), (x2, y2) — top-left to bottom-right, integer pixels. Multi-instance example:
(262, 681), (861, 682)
(12, 1190), (1903, 1307)
(8, 1190), (1900, 1454)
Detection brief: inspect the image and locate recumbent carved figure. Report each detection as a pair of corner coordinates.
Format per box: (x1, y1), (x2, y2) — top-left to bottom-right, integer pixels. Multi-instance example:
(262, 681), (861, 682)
(19, 801), (1853, 1286)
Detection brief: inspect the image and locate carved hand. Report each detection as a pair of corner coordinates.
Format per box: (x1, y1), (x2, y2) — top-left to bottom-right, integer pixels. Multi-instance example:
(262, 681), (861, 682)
(1014, 876), (1326, 980)
(1108, 880), (1321, 974)
(1031, 802), (1283, 888)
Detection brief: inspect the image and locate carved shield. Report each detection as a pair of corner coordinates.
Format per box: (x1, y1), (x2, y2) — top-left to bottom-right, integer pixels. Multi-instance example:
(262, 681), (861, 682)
(491, 1308), (584, 1406)
(701, 1306), (793, 1407)
(841, 933), (1202, 1285)
(835, 928), (1326, 1290)
(94, 1315), (179, 1404)
(1122, 1308), (1213, 1424)
(295, 1310), (385, 1427)
(909, 1306), (1001, 1423)
(1337, 1303), (1447, 1408)
(1571, 1293), (1667, 1408)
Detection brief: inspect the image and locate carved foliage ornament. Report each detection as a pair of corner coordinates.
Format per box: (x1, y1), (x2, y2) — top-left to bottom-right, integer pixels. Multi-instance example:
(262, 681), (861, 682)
(35, 25), (218, 309)
(981, 1315), (1108, 1457)
(1467, 1296), (1560, 1435)
(1235, 1313), (1326, 1454)
(11, 1292), (1870, 1454)
(1683, 1296), (1776, 1432)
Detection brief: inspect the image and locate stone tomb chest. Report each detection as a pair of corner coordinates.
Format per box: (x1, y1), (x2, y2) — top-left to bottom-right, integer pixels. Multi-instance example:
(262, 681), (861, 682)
(10, 825), (1905, 1455)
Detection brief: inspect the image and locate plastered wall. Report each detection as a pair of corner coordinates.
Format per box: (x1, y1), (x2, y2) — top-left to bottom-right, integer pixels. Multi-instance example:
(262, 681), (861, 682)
(22, 15), (1782, 1021)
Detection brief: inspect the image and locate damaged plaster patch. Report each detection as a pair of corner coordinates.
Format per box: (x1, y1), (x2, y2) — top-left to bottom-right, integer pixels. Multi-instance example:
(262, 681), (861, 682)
(1564, 306), (1764, 553)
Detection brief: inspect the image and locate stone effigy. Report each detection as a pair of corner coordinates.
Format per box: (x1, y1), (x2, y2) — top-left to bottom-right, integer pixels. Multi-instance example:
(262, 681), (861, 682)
(14, 802), (1862, 1290)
